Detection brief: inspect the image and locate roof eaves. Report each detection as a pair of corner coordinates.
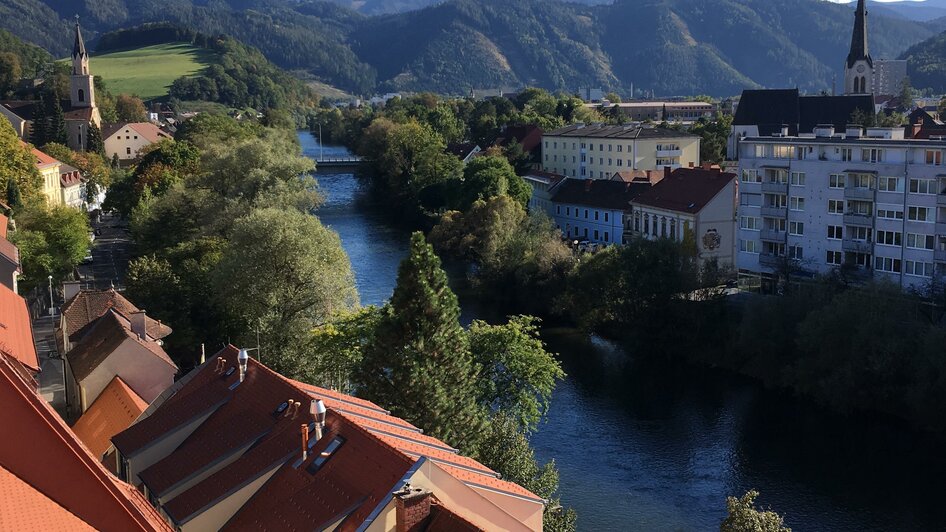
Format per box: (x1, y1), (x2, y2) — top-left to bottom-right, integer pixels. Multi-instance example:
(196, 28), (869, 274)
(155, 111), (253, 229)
(116, 397), (230, 458)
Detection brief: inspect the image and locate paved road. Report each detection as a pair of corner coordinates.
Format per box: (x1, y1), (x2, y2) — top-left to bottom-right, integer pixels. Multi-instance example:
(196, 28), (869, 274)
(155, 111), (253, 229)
(34, 314), (69, 418)
(77, 213), (132, 290)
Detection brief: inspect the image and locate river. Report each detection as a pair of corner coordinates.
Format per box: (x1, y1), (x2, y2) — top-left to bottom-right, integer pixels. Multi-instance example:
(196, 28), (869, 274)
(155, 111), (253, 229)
(302, 132), (946, 531)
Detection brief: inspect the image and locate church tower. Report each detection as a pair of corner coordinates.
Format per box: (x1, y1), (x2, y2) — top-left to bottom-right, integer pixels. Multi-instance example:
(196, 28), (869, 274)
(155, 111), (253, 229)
(70, 20), (95, 109)
(844, 0), (873, 95)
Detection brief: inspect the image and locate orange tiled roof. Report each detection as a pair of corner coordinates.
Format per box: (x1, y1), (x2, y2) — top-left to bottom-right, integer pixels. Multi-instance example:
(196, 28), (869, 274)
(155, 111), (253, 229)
(62, 289), (171, 341)
(0, 283), (38, 371)
(0, 352), (171, 531)
(0, 235), (19, 271)
(112, 346), (542, 530)
(0, 213), (8, 239)
(73, 376), (149, 458)
(21, 141), (60, 169)
(66, 310), (176, 383)
(102, 122), (171, 144)
(0, 465), (96, 531)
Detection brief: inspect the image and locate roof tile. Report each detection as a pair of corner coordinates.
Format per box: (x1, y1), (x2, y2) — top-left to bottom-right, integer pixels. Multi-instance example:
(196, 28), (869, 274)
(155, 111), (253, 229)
(72, 376), (149, 458)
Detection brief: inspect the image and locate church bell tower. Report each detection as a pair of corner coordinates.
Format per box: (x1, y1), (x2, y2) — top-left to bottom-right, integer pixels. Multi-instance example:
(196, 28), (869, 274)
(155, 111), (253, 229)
(844, 0), (874, 95)
(70, 18), (95, 109)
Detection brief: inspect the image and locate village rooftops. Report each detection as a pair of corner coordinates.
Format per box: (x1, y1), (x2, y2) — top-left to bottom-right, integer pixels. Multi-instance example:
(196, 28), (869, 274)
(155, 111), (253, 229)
(112, 346), (543, 531)
(0, 351), (171, 531)
(551, 178), (651, 210)
(632, 167), (736, 214)
(24, 141), (60, 169)
(0, 283), (37, 372)
(73, 375), (149, 459)
(60, 163), (84, 187)
(545, 123), (697, 139)
(733, 89), (874, 136)
(101, 122), (172, 144)
(63, 288), (172, 342)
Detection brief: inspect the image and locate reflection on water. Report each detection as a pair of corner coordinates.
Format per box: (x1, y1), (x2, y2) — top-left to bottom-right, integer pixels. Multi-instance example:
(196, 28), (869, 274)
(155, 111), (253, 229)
(302, 132), (946, 532)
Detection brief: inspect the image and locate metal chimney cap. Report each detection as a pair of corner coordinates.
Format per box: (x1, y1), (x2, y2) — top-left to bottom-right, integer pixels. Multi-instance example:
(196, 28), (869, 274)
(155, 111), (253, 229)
(315, 399), (326, 415)
(238, 348), (249, 362)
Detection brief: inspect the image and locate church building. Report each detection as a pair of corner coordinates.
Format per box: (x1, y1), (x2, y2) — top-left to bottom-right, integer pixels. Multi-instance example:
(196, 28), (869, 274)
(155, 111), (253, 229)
(844, 0), (872, 95)
(0, 21), (101, 151)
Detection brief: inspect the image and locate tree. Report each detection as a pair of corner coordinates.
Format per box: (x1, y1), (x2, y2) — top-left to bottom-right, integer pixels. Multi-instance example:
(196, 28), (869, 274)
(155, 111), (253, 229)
(476, 414), (577, 532)
(11, 205), (90, 289)
(690, 113), (733, 164)
(115, 94), (148, 122)
(468, 316), (564, 432)
(47, 95), (68, 146)
(604, 91), (621, 103)
(0, 52), (21, 96)
(898, 77), (914, 111)
(430, 195), (526, 265)
(30, 93), (48, 146)
(356, 232), (485, 451)
(456, 155), (528, 210)
(293, 307), (382, 393)
(212, 208), (357, 372)
(720, 490), (790, 532)
(40, 143), (111, 200)
(86, 122), (105, 157)
(0, 119), (41, 204)
(938, 96), (946, 119)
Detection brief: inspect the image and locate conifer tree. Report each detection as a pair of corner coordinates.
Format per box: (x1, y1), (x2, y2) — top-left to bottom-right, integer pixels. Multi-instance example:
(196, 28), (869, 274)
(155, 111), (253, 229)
(47, 94), (68, 146)
(30, 93), (48, 146)
(357, 232), (485, 451)
(86, 122), (105, 156)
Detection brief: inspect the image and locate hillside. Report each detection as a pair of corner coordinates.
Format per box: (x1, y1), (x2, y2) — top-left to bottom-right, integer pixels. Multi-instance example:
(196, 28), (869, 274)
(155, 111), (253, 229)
(900, 29), (946, 92)
(91, 43), (216, 99)
(0, 0), (938, 96)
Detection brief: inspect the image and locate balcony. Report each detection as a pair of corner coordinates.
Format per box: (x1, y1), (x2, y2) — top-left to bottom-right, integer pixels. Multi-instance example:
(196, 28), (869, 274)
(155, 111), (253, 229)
(761, 182), (788, 194)
(759, 229), (786, 242)
(844, 187), (875, 201)
(761, 206), (787, 218)
(935, 249), (946, 263)
(842, 238), (872, 253)
(758, 253), (784, 268)
(843, 213), (872, 227)
(656, 149), (682, 157)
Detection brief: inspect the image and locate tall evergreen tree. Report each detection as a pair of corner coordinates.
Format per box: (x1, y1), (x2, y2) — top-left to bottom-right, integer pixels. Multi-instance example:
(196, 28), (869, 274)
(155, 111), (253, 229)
(86, 122), (105, 156)
(30, 93), (48, 146)
(47, 94), (67, 146)
(357, 232), (485, 451)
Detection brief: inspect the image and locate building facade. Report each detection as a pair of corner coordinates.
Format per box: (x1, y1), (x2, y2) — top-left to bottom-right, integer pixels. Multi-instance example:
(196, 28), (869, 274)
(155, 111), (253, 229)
(736, 125), (946, 291)
(844, 0), (873, 95)
(542, 124), (699, 179)
(548, 178), (649, 244)
(590, 101), (716, 123)
(103, 122), (172, 161)
(873, 59), (907, 97)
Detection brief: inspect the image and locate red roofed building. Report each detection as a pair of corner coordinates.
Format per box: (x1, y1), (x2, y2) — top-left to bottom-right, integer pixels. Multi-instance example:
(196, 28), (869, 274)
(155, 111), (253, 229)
(59, 286), (172, 355)
(0, 226), (20, 293)
(111, 346), (544, 531)
(0, 345), (171, 531)
(102, 122), (172, 162)
(628, 166), (738, 267)
(73, 375), (149, 462)
(0, 283), (38, 381)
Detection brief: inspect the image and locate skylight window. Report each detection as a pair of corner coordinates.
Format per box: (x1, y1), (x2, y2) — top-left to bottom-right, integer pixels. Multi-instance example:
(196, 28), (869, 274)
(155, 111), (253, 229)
(306, 436), (345, 474)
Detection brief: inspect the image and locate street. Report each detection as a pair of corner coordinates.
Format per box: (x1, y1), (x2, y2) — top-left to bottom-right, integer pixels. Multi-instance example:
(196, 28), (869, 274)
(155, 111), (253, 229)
(77, 212), (132, 290)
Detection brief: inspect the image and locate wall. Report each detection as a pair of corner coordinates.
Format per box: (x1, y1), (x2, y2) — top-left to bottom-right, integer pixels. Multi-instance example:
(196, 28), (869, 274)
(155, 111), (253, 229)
(551, 202), (624, 244)
(105, 126), (160, 161)
(542, 134), (700, 179)
(179, 463), (282, 531)
(80, 338), (175, 410)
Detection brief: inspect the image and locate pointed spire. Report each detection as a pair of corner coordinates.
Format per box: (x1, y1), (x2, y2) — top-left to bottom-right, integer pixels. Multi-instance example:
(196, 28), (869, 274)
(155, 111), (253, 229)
(846, 0), (872, 68)
(72, 15), (87, 59)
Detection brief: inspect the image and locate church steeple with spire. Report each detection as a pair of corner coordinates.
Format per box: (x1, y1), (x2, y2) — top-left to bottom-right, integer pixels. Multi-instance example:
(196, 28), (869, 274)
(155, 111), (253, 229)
(70, 17), (95, 109)
(844, 0), (874, 95)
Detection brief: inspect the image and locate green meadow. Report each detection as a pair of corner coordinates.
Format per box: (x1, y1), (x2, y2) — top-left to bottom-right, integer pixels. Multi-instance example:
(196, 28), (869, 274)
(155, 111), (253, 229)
(89, 43), (216, 100)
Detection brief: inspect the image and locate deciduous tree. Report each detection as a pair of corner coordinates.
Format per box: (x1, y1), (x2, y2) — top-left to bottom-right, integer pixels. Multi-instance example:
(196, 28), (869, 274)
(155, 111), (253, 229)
(0, 119), (41, 204)
(720, 490), (790, 532)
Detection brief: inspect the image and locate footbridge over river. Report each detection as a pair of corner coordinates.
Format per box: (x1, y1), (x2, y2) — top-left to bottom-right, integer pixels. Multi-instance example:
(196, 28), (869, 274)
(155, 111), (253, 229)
(314, 155), (367, 173)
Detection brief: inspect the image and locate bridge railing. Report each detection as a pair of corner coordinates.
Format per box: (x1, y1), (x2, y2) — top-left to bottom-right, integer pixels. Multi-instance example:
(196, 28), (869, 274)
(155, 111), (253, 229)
(314, 156), (364, 163)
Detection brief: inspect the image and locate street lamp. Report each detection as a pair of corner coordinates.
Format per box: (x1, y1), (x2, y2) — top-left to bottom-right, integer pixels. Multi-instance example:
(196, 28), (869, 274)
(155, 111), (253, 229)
(48, 275), (54, 316)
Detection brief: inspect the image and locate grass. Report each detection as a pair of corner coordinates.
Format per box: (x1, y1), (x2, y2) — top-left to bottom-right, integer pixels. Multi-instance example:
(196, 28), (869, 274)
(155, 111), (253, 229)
(88, 43), (217, 100)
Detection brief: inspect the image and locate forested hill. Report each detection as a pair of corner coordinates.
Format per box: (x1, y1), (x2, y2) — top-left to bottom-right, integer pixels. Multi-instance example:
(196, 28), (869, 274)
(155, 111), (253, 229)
(0, 0), (939, 96)
(900, 29), (946, 93)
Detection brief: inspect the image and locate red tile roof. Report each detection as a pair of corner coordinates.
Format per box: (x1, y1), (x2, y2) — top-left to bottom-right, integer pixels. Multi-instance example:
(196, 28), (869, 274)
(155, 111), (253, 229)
(73, 376), (149, 459)
(66, 310), (176, 383)
(631, 167), (736, 214)
(62, 289), (171, 341)
(23, 142), (60, 169)
(0, 283), (38, 371)
(112, 346), (542, 530)
(0, 352), (171, 531)
(0, 213), (8, 239)
(0, 234), (19, 271)
(60, 164), (84, 188)
(102, 123), (171, 144)
(0, 465), (96, 531)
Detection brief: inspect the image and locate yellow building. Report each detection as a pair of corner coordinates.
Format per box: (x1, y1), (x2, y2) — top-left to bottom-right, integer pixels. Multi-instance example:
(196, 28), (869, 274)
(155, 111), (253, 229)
(25, 142), (63, 206)
(542, 124), (700, 179)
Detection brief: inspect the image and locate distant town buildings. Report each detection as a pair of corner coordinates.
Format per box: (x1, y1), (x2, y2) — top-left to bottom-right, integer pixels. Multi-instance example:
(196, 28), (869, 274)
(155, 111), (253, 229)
(542, 124), (700, 178)
(103, 122), (173, 161)
(590, 100), (716, 123)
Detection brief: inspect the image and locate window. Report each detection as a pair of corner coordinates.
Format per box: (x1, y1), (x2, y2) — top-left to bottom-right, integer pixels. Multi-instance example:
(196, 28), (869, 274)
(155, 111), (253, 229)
(608, 159), (612, 165)
(584, 209), (589, 219)
(604, 212), (609, 222)
(790, 172), (806, 186)
(741, 169), (760, 183)
(580, 167), (586, 176)
(765, 217), (787, 232)
(669, 220), (676, 240)
(840, 148), (853, 162)
(608, 144), (612, 152)
(877, 207), (904, 220)
(126, 147), (131, 155)
(875, 256), (902, 273)
(594, 230), (599, 240)
(604, 232), (609, 242)
(861, 148), (883, 163)
(307, 436), (345, 474)
(133, 135), (138, 140)
(907, 233), (935, 250)
(909, 178), (936, 195)
(908, 206), (931, 222)
(584, 228), (589, 238)
(740, 239), (759, 253)
(618, 159), (623, 167)
(905, 260), (934, 277)
(643, 214), (650, 234)
(851, 173), (874, 189)
(829, 174), (845, 188)
(788, 245), (804, 260)
(753, 144), (765, 158)
(847, 226), (872, 241)
(556, 206), (561, 215)
(878, 177), (902, 192)
(925, 150), (942, 166)
(634, 212), (641, 231)
(661, 217), (667, 237)
(828, 200), (844, 214)
(789, 221), (804, 236)
(827, 225), (843, 240)
(589, 144), (594, 151)
(78, 88), (84, 102)
(594, 211), (599, 221)
(765, 194), (787, 208)
(827, 250), (843, 265)
(847, 252), (871, 267)
(740, 193), (761, 207)
(740, 216), (761, 230)
(877, 231), (902, 246)
(581, 143), (586, 149)
(789, 196), (805, 211)
(617, 145), (623, 152)
(599, 158), (603, 165)
(599, 144), (604, 151)
(847, 200), (873, 216)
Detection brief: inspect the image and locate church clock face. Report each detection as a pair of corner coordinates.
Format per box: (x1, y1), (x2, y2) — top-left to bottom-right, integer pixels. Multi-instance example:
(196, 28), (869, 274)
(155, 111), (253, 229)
(856, 65), (866, 73)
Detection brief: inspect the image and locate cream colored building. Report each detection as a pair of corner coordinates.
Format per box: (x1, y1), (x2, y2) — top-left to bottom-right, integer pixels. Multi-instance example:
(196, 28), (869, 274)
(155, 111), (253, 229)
(26, 142), (63, 206)
(542, 124), (700, 179)
(103, 122), (172, 161)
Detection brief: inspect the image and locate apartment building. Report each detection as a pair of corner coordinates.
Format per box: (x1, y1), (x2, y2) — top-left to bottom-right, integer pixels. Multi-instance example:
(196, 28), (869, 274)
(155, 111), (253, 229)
(589, 101), (716, 123)
(542, 124), (699, 179)
(736, 125), (946, 291)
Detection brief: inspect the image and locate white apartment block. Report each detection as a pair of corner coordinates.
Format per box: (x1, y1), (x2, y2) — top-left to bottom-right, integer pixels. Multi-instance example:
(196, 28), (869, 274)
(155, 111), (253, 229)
(542, 124), (700, 180)
(737, 125), (946, 292)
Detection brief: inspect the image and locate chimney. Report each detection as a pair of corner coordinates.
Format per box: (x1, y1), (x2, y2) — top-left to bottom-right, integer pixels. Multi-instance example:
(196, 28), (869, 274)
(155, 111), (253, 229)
(664, 166), (672, 181)
(311, 399), (327, 441)
(584, 179), (593, 191)
(62, 281), (81, 303)
(688, 161), (694, 168)
(301, 424), (309, 461)
(702, 162), (712, 171)
(912, 122), (922, 139)
(130, 310), (147, 339)
(780, 124), (789, 137)
(238, 348), (249, 382)
(394, 484), (432, 532)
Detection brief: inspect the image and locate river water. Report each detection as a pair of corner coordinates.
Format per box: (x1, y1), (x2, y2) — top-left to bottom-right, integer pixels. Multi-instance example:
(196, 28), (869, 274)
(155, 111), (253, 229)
(303, 132), (946, 531)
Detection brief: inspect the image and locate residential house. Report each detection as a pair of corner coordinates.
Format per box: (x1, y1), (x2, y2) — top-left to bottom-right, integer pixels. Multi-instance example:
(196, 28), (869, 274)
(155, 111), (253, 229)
(58, 285), (172, 355)
(522, 170), (565, 214)
(628, 166), (739, 268)
(0, 283), (38, 384)
(493, 124), (543, 168)
(736, 125), (946, 291)
(0, 214), (20, 293)
(542, 124), (700, 179)
(549, 178), (650, 244)
(0, 345), (171, 531)
(27, 141), (63, 206)
(73, 375), (149, 464)
(446, 142), (481, 163)
(64, 309), (177, 418)
(728, 89), (874, 159)
(102, 122), (172, 161)
(590, 100), (716, 123)
(907, 108), (946, 140)
(111, 346), (544, 531)
(60, 163), (85, 209)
